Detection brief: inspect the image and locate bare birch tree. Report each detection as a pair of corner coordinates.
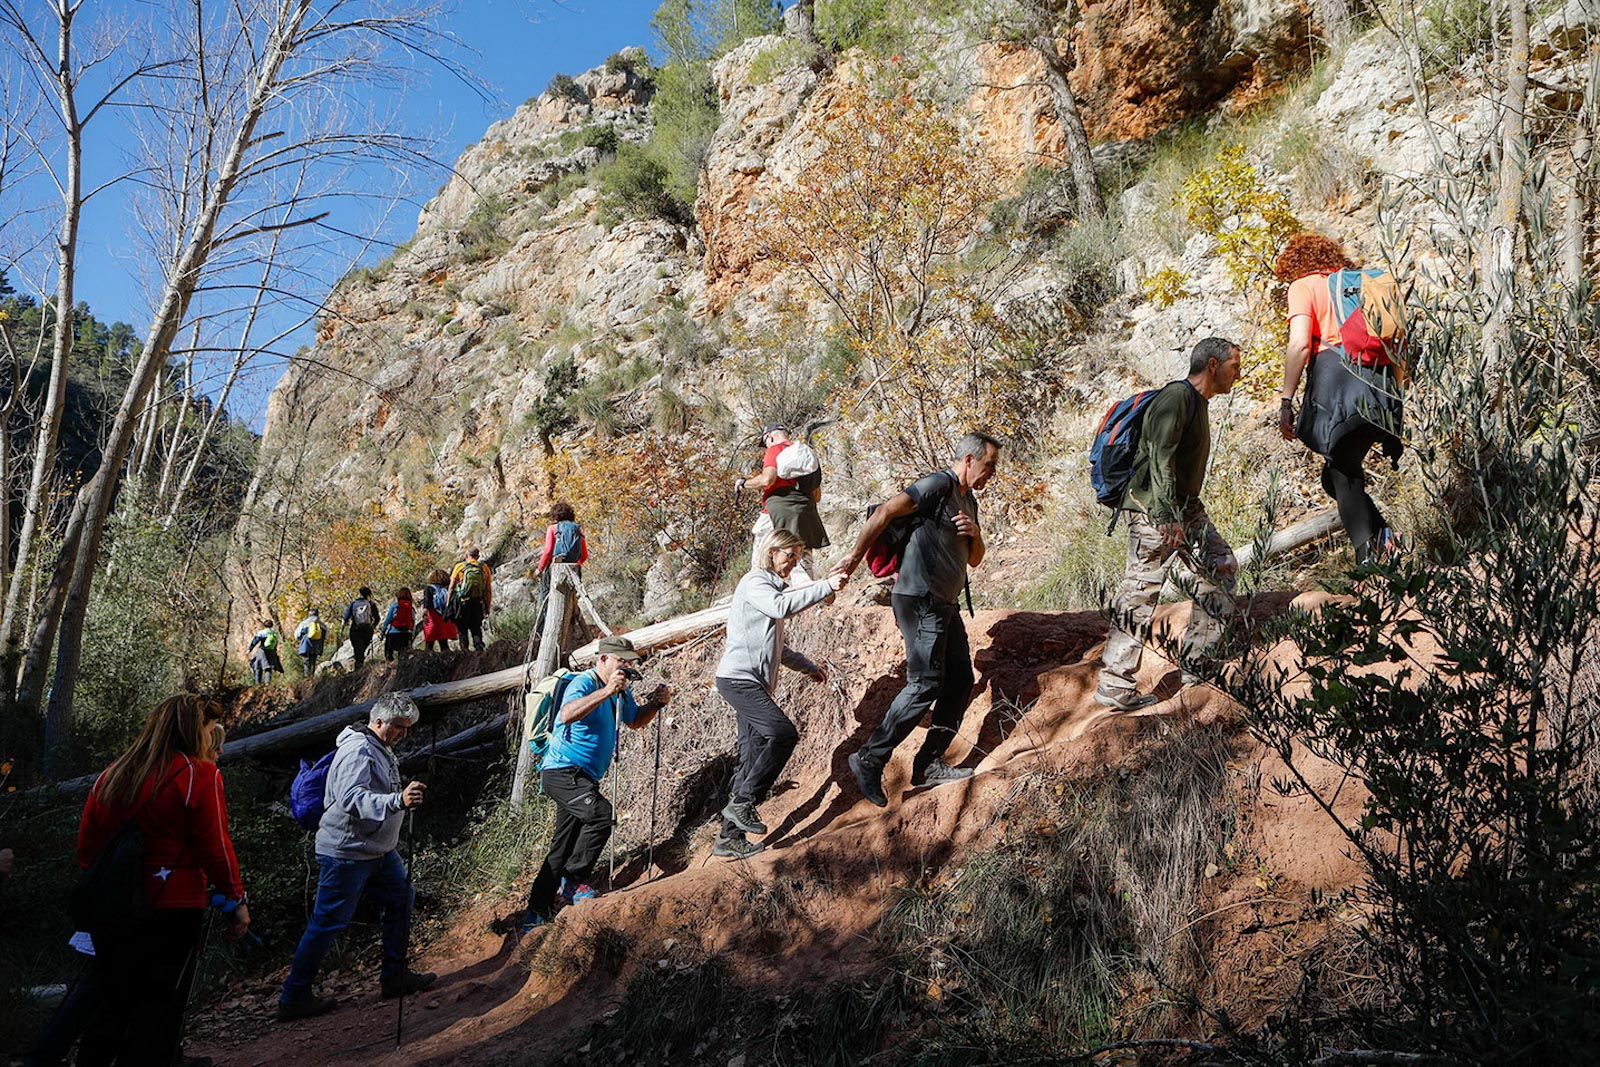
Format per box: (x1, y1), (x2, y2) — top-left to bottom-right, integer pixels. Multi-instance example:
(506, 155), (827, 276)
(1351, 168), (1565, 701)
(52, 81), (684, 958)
(0, 2), (162, 678)
(10, 0), (478, 768)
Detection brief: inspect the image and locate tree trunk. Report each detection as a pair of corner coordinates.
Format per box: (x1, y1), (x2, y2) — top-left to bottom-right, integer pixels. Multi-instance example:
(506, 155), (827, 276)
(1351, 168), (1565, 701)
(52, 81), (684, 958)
(31, 1), (314, 768)
(785, 0), (815, 42)
(1028, 28), (1105, 223)
(510, 563), (576, 810)
(1481, 0), (1530, 383)
(1560, 76), (1594, 298)
(0, 3), (83, 681)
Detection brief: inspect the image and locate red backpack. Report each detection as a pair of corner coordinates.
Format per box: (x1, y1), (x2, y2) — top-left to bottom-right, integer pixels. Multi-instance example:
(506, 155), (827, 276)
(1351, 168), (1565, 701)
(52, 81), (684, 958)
(392, 598), (414, 631)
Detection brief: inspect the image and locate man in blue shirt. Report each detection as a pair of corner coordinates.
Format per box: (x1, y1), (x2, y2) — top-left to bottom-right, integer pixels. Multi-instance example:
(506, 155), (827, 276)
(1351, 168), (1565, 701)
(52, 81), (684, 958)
(524, 636), (670, 929)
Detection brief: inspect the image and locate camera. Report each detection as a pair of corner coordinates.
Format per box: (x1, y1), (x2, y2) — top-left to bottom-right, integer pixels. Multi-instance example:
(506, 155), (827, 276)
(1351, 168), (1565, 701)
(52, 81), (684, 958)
(620, 665), (644, 682)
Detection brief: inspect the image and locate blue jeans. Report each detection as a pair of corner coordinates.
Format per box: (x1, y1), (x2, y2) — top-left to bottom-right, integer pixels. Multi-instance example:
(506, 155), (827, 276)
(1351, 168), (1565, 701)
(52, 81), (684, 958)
(281, 851), (412, 1003)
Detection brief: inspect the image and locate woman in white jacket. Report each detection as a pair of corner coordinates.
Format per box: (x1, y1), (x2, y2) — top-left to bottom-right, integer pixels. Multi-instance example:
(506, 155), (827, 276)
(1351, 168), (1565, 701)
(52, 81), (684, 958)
(714, 529), (846, 859)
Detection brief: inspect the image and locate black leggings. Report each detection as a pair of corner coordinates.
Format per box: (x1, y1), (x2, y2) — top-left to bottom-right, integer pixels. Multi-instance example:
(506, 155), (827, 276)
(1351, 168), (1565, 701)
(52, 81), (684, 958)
(77, 909), (205, 1067)
(1321, 428), (1387, 561)
(717, 677), (800, 833)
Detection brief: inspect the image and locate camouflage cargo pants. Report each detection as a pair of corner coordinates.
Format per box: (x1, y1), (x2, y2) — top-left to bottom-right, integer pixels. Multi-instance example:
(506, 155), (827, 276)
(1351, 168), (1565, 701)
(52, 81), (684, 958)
(1099, 509), (1237, 695)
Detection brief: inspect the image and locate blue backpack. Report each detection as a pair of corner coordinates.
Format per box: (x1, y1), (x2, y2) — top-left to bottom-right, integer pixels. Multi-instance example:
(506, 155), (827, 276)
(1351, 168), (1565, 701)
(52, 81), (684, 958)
(289, 750), (336, 831)
(1088, 381), (1196, 523)
(552, 521), (583, 563)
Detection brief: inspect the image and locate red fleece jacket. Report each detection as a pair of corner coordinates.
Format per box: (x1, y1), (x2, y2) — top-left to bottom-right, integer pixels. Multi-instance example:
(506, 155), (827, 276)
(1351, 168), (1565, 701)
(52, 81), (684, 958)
(77, 753), (246, 908)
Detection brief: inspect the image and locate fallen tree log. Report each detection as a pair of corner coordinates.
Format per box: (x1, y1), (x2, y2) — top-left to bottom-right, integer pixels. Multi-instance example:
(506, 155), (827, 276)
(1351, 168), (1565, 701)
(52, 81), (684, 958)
(570, 600), (733, 665)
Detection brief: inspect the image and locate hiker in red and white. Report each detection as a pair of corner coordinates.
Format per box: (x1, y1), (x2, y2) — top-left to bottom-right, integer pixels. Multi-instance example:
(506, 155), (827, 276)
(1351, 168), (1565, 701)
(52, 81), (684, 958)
(1095, 338), (1242, 712)
(737, 422), (828, 585)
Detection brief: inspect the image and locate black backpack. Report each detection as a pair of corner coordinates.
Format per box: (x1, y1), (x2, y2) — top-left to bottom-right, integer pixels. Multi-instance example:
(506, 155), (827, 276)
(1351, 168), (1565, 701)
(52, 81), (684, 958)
(69, 765), (184, 929)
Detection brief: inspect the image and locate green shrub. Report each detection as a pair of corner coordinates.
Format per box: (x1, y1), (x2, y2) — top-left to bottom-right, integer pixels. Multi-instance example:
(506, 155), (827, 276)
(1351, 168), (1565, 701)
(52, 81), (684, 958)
(546, 72), (587, 104)
(460, 193), (511, 263)
(597, 144), (692, 227)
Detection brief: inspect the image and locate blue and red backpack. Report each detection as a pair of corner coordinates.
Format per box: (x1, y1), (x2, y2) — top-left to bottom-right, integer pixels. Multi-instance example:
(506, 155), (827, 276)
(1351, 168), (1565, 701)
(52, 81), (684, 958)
(1326, 269), (1407, 368)
(1089, 381), (1197, 527)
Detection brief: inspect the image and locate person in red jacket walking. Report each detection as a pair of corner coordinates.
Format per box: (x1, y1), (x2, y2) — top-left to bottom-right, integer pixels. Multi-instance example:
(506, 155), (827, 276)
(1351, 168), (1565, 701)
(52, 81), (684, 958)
(73, 694), (249, 1066)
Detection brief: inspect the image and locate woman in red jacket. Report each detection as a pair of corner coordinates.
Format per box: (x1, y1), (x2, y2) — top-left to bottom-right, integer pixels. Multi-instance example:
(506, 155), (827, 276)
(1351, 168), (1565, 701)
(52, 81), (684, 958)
(74, 694), (249, 1066)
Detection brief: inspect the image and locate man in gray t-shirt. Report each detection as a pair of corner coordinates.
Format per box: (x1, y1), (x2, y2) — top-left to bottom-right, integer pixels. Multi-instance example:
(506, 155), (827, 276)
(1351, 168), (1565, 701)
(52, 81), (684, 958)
(832, 432), (1001, 807)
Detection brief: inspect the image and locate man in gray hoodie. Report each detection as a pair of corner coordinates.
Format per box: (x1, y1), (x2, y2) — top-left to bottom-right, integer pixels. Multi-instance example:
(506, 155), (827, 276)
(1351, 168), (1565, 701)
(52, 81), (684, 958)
(277, 692), (436, 1021)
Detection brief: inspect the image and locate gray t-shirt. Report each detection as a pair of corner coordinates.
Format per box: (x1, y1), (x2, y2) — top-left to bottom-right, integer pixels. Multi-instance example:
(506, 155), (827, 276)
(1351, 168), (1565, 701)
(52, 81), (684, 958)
(894, 471), (975, 605)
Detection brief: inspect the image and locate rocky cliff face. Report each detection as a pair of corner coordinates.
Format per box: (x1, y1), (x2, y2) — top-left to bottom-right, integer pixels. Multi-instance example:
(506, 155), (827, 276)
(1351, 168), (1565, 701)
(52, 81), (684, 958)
(239, 0), (1589, 622)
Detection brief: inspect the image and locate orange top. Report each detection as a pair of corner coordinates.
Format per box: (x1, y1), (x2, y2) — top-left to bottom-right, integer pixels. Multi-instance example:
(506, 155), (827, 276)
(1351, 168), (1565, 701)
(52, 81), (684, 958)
(1286, 274), (1341, 352)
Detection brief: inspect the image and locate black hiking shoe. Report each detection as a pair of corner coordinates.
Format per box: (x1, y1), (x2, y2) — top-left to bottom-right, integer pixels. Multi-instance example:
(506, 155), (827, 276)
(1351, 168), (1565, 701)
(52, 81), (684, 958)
(1093, 687), (1159, 712)
(848, 751), (888, 808)
(910, 760), (974, 788)
(380, 970), (437, 999)
(276, 994), (338, 1022)
(712, 834), (766, 860)
(721, 798), (768, 835)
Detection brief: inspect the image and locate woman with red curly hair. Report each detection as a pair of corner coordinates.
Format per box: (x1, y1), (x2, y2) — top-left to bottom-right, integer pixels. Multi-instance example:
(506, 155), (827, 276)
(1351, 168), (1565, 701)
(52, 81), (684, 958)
(1274, 233), (1404, 563)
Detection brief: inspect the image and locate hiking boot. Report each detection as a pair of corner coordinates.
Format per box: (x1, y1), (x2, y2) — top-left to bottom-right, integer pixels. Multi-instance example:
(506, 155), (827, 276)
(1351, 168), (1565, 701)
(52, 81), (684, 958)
(712, 834), (766, 860)
(911, 760), (974, 788)
(520, 910), (549, 934)
(564, 883), (597, 905)
(1093, 687), (1159, 712)
(848, 751), (888, 808)
(721, 798), (767, 835)
(276, 994), (338, 1022)
(380, 970), (437, 999)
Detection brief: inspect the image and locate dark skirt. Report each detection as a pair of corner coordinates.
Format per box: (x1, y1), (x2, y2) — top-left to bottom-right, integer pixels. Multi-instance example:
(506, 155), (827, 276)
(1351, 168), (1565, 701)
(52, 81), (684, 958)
(1296, 347), (1403, 458)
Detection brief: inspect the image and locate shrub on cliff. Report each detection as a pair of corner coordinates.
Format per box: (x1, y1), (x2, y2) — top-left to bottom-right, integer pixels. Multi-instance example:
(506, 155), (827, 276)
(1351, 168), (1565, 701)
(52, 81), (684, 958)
(597, 144), (693, 227)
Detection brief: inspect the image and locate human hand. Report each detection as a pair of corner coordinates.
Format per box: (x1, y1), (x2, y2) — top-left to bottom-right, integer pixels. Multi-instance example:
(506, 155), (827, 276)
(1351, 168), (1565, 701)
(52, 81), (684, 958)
(952, 512), (979, 537)
(401, 781), (427, 809)
(0, 847), (14, 878)
(647, 683), (672, 707)
(231, 902), (252, 939)
(829, 557), (857, 580)
(1278, 398), (1296, 441)
(808, 663), (829, 685)
(605, 671), (630, 696)
(828, 572), (847, 593)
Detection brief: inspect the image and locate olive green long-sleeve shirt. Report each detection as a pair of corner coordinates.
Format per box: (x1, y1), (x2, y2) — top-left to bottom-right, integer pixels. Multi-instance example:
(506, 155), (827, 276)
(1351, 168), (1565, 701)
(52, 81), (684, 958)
(1124, 380), (1208, 524)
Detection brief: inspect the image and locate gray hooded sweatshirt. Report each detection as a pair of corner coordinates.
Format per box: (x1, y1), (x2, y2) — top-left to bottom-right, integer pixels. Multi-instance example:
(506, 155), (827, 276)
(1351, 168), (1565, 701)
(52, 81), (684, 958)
(715, 568), (834, 691)
(316, 724), (405, 860)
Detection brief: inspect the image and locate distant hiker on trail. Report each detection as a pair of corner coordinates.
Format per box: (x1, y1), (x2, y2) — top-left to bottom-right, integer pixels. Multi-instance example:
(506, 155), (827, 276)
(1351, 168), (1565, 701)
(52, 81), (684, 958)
(737, 422), (828, 584)
(73, 695), (248, 1064)
(536, 502), (589, 576)
(522, 636), (670, 931)
(448, 547), (493, 652)
(421, 569), (459, 653)
(277, 692), (435, 1022)
(1096, 337), (1242, 712)
(294, 609), (328, 675)
(1276, 233), (1405, 564)
(247, 619), (285, 685)
(380, 588), (415, 663)
(831, 431), (1001, 808)
(343, 587), (380, 670)
(714, 529), (847, 860)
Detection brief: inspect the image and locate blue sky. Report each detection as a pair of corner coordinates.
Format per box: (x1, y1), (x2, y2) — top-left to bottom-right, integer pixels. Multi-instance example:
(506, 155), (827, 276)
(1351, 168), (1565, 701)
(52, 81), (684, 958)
(56, 0), (662, 424)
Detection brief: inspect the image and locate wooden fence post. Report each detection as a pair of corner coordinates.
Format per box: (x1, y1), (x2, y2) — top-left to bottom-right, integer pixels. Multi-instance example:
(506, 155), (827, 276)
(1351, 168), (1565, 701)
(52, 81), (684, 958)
(510, 563), (577, 811)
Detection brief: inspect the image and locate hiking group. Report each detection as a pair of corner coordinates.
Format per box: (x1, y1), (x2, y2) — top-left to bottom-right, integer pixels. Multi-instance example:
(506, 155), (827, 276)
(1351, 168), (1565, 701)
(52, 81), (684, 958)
(40, 231), (1404, 1061)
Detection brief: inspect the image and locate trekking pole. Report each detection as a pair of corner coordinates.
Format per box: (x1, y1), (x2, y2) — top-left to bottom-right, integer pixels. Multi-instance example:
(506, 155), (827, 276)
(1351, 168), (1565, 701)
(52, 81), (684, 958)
(647, 707), (662, 879)
(397, 804), (413, 1049)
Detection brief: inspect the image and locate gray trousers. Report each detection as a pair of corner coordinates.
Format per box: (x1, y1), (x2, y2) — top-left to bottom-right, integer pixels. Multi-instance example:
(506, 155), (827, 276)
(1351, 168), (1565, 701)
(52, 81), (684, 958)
(1099, 508), (1237, 694)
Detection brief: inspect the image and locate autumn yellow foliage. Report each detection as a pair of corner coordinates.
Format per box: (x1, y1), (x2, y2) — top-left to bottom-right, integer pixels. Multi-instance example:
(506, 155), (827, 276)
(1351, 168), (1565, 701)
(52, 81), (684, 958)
(755, 80), (1058, 482)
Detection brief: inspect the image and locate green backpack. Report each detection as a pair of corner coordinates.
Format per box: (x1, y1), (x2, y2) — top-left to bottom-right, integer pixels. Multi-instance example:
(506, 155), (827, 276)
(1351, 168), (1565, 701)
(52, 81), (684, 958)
(261, 630), (280, 650)
(459, 561), (486, 599)
(523, 669), (588, 766)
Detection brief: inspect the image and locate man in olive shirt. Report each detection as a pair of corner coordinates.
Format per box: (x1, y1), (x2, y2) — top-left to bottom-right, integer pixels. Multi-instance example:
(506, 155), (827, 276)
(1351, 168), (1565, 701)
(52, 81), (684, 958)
(832, 432), (1001, 807)
(1097, 337), (1242, 711)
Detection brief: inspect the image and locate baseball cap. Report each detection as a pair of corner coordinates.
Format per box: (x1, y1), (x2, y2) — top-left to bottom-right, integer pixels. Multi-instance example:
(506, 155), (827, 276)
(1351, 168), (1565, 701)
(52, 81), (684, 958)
(596, 635), (642, 661)
(761, 422), (788, 437)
